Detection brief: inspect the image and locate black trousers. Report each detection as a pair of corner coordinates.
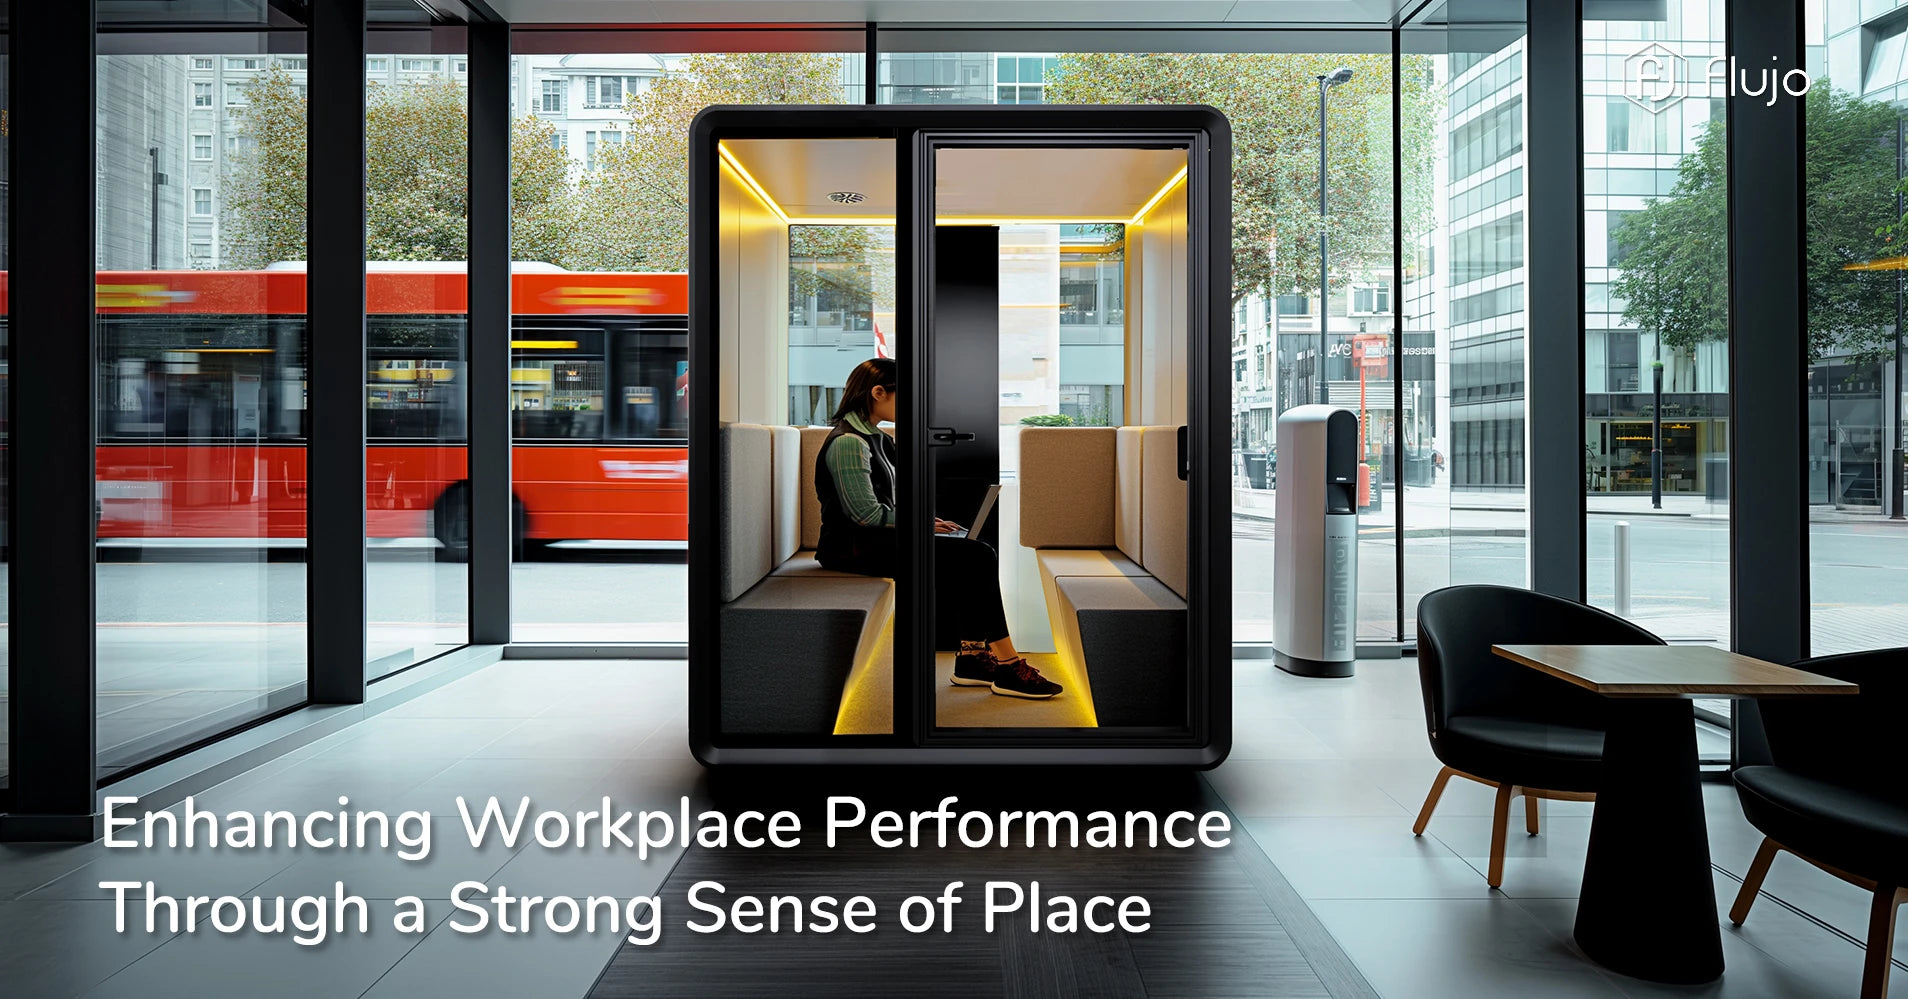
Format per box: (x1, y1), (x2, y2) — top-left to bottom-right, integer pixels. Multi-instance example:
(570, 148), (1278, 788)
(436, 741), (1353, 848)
(818, 532), (1011, 645)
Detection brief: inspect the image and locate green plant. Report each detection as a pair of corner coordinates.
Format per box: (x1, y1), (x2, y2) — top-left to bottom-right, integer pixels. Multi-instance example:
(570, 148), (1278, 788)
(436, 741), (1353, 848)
(1020, 414), (1075, 427)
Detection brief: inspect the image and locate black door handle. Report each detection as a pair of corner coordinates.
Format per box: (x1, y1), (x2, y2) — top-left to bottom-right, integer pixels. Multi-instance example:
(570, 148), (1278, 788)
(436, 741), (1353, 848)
(929, 427), (976, 447)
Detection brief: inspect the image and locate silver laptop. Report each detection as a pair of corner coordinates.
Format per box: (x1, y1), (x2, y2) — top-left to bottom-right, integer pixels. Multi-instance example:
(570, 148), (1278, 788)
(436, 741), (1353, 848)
(943, 484), (1001, 540)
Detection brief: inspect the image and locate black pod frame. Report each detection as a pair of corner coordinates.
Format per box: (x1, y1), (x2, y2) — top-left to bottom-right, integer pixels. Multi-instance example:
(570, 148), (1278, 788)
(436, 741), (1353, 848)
(687, 105), (1231, 766)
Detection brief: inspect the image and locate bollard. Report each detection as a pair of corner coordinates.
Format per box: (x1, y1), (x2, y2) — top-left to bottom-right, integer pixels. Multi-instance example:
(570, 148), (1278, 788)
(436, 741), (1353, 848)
(1613, 520), (1631, 618)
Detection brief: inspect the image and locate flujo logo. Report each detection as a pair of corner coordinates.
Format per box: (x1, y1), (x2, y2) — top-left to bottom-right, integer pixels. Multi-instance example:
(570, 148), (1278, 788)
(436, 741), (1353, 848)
(1622, 43), (1811, 114)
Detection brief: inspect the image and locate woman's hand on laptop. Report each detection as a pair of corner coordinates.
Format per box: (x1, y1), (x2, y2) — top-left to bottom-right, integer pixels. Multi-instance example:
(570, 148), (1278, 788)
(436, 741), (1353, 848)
(934, 518), (964, 534)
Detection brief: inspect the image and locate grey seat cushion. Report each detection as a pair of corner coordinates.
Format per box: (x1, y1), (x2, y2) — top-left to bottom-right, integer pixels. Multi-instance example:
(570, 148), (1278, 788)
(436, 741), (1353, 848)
(770, 550), (874, 580)
(726, 574), (891, 612)
(1034, 549), (1149, 580)
(1054, 573), (1187, 612)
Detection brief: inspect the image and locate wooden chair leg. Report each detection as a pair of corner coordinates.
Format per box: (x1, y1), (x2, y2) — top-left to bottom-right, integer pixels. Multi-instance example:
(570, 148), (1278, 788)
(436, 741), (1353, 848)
(1487, 782), (1514, 889)
(1412, 765), (1457, 836)
(1524, 792), (1539, 836)
(1859, 886), (1903, 999)
(1730, 837), (1782, 925)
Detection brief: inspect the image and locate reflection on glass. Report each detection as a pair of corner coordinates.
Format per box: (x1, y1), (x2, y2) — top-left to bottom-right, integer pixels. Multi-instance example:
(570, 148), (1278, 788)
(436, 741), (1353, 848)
(508, 51), (857, 644)
(927, 145), (1187, 730)
(1399, 10), (1531, 636)
(1582, 5), (1731, 648)
(718, 137), (896, 737)
(94, 47), (308, 778)
(364, 49), (471, 676)
(884, 51), (1405, 644)
(1810, 10), (1908, 653)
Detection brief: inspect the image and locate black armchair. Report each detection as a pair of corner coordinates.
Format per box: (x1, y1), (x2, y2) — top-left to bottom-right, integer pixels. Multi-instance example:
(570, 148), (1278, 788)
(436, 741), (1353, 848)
(1728, 648), (1903, 999)
(1413, 584), (1666, 887)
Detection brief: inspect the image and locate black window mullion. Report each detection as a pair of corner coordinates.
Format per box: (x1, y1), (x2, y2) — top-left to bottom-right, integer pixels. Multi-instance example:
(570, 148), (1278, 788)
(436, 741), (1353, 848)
(1, 0), (98, 840)
(307, 0), (368, 702)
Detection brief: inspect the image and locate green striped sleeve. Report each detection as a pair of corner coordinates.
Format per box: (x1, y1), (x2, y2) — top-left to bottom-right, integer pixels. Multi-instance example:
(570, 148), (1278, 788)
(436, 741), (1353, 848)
(825, 434), (894, 528)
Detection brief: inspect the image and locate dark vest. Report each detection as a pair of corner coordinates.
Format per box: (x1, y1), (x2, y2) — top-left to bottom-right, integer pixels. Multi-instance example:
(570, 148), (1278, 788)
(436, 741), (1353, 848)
(814, 416), (897, 572)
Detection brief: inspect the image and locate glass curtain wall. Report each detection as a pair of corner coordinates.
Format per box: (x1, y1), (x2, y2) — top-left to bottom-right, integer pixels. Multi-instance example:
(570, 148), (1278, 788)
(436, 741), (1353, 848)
(1402, 4), (1533, 637)
(874, 40), (1403, 644)
(1810, 1), (1908, 654)
(1581, 2), (1732, 648)
(94, 34), (309, 778)
(506, 34), (863, 643)
(365, 33), (471, 677)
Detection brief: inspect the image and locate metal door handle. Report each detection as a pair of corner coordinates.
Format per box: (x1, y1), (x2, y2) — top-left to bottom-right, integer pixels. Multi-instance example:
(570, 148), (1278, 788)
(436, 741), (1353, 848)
(929, 427), (976, 447)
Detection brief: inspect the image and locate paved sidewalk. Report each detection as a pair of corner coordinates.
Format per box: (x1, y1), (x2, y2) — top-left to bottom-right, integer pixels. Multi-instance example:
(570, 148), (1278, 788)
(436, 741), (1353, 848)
(1232, 482), (1908, 535)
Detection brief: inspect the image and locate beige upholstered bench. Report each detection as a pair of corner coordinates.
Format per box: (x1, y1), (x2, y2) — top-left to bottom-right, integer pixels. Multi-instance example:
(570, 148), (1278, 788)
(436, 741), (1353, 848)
(1018, 425), (1188, 727)
(716, 423), (893, 734)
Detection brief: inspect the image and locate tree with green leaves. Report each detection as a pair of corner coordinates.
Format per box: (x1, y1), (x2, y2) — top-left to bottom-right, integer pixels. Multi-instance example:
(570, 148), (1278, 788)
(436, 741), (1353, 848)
(1610, 84), (1901, 365)
(221, 68), (580, 268)
(583, 52), (856, 272)
(1044, 52), (1441, 305)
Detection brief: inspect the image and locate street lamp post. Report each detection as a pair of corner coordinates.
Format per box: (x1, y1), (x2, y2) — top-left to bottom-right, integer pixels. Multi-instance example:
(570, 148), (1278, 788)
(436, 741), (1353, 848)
(1894, 117), (1905, 519)
(1651, 356), (1664, 510)
(1317, 66), (1353, 405)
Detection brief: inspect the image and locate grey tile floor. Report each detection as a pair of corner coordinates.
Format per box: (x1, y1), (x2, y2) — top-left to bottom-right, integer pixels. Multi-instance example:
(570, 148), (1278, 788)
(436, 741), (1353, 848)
(0, 657), (1896, 998)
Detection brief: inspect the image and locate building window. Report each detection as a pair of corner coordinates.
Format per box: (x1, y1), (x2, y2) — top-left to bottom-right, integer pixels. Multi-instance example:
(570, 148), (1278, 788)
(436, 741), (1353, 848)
(192, 188), (213, 216)
(366, 57), (389, 73)
(399, 58), (441, 73)
(225, 57), (263, 71)
(1604, 97), (1669, 154)
(192, 57), (214, 71)
(192, 133), (213, 160)
(586, 130), (622, 170)
(1450, 213), (1525, 283)
(1351, 285), (1391, 315)
(540, 79), (565, 113)
(193, 82), (214, 107)
(189, 239), (213, 261)
(1449, 97), (1523, 182)
(1866, 23), (1908, 94)
(586, 76), (628, 108)
(1607, 209), (1640, 267)
(454, 59), (468, 74)
(225, 82), (247, 106)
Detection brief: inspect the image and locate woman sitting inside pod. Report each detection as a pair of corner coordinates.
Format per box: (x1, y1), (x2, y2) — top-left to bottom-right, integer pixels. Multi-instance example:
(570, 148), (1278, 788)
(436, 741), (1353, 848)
(814, 357), (1061, 700)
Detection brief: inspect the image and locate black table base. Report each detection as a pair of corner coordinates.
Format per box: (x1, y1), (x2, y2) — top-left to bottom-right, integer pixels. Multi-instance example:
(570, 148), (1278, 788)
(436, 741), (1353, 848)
(1575, 698), (1725, 985)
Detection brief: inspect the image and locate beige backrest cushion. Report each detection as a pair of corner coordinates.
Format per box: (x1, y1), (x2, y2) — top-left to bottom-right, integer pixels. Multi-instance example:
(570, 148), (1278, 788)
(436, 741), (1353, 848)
(1139, 425), (1188, 598)
(719, 423), (776, 601)
(1115, 426), (1144, 564)
(797, 426), (832, 550)
(769, 426), (801, 563)
(1017, 427), (1117, 549)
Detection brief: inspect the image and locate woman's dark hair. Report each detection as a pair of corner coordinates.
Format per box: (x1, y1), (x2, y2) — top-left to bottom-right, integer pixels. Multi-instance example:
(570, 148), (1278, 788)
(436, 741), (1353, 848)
(832, 357), (898, 423)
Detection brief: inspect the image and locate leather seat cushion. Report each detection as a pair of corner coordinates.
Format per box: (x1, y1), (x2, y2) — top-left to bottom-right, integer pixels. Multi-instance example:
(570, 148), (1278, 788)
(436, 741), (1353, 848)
(1734, 766), (1908, 886)
(1435, 715), (1604, 793)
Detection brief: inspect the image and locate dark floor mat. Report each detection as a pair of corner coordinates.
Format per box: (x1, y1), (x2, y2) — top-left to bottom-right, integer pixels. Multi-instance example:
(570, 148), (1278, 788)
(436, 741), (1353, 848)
(587, 769), (1374, 999)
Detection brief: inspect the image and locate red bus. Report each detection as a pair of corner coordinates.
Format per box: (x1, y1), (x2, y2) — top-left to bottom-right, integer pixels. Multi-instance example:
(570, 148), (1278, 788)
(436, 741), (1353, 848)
(2, 264), (689, 557)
